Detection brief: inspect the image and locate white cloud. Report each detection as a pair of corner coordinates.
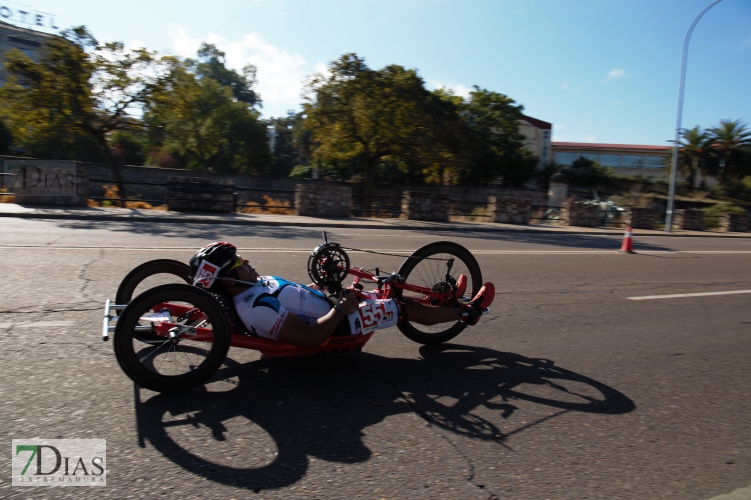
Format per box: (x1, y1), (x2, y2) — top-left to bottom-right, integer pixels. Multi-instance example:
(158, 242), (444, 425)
(612, 100), (622, 106)
(560, 81), (568, 90)
(602, 68), (626, 82)
(583, 134), (597, 142)
(552, 134), (567, 141)
(427, 80), (472, 99)
(170, 27), (318, 117)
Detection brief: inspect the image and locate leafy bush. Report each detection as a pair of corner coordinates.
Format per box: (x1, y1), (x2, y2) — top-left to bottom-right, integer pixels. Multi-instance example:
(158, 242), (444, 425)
(701, 203), (747, 229)
(718, 177), (751, 202)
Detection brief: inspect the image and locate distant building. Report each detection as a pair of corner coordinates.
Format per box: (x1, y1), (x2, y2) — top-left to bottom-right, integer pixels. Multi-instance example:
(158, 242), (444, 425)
(0, 19), (55, 86)
(551, 142), (675, 180)
(518, 115), (552, 167)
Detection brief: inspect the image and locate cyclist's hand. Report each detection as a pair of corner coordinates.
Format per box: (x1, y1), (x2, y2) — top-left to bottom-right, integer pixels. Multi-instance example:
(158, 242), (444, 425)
(338, 292), (359, 314)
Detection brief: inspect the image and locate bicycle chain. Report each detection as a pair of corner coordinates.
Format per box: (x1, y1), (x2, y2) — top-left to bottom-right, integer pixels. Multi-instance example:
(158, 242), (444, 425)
(337, 246), (447, 261)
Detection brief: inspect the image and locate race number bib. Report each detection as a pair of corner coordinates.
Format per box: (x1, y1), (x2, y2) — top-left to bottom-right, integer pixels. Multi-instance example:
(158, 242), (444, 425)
(194, 260), (220, 288)
(351, 299), (399, 334)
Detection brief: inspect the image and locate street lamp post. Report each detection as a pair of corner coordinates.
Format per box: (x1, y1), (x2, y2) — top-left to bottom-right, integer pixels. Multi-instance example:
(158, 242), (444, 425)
(665, 0), (722, 232)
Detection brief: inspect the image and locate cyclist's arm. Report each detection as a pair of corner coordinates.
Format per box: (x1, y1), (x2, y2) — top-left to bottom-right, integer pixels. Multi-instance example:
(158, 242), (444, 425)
(276, 293), (359, 349)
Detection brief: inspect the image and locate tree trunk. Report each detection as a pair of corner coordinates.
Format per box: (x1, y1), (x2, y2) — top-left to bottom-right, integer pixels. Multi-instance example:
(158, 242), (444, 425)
(96, 134), (128, 207)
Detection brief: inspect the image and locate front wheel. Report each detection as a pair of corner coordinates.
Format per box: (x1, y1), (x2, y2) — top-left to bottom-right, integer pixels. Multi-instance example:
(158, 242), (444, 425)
(114, 284), (231, 393)
(395, 242), (482, 345)
(116, 259), (191, 304)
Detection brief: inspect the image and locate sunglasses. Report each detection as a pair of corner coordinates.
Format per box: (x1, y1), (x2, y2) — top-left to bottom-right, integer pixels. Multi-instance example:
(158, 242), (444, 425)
(226, 255), (244, 274)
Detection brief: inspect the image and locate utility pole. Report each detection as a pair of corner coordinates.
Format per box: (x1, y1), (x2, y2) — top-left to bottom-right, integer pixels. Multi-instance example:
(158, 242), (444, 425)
(665, 0), (723, 232)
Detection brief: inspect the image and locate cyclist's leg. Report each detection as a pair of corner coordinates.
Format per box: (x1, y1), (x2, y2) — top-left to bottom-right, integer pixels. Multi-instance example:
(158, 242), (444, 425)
(402, 298), (462, 326)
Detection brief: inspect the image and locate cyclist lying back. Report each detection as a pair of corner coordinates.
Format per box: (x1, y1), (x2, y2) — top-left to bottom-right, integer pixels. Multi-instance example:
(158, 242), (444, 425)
(188, 242), (495, 349)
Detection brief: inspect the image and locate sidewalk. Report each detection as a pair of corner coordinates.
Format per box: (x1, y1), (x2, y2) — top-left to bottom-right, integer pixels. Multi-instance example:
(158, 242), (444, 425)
(1, 202), (749, 237)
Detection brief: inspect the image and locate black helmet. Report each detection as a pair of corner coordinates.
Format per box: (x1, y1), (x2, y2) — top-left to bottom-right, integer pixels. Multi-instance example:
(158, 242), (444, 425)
(189, 242), (237, 289)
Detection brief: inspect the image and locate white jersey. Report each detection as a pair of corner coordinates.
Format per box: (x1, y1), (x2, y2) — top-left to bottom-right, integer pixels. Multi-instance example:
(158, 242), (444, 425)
(233, 276), (332, 339)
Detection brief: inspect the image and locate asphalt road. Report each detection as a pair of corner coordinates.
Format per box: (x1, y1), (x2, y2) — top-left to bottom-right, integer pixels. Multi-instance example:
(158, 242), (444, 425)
(1, 218), (750, 499)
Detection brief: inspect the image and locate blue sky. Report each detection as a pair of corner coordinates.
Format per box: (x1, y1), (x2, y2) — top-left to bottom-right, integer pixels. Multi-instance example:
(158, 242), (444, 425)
(4, 0), (750, 145)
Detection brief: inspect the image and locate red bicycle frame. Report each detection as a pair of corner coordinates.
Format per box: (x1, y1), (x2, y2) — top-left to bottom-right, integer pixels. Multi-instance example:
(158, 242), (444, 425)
(137, 259), (456, 358)
(344, 267), (455, 306)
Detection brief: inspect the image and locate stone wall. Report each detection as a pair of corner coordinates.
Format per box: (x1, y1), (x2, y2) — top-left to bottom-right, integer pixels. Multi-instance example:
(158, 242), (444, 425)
(295, 184), (352, 217)
(626, 207), (655, 229)
(0, 155), (549, 215)
(402, 191), (450, 221)
(720, 213), (749, 232)
(563, 202), (598, 227)
(167, 177), (235, 213)
(674, 209), (704, 231)
(488, 197), (530, 224)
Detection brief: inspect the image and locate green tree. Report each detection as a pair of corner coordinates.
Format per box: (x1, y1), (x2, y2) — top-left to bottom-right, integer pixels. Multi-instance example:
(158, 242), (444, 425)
(111, 130), (147, 166)
(667, 126), (712, 187)
(458, 87), (538, 186)
(194, 43), (261, 107)
(0, 26), (176, 203)
(303, 54), (463, 210)
(563, 157), (619, 191)
(707, 119), (751, 181)
(146, 60), (270, 173)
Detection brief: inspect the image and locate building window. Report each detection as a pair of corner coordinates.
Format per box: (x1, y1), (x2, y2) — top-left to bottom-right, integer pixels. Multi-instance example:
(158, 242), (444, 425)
(622, 155), (643, 168)
(555, 152), (575, 165)
(645, 156), (665, 169)
(8, 36), (40, 47)
(600, 154), (621, 167)
(580, 153), (598, 162)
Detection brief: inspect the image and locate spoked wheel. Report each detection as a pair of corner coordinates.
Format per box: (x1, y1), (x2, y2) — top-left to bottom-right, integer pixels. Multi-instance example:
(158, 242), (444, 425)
(395, 242), (482, 345)
(114, 284), (230, 393)
(116, 259), (191, 304)
(116, 260), (191, 343)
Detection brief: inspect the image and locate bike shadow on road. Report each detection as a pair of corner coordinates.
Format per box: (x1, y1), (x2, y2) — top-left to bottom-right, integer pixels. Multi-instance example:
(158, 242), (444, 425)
(132, 345), (635, 492)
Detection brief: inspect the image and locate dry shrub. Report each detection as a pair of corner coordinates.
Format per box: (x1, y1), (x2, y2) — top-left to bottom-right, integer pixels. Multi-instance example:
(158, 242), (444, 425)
(103, 184), (120, 200)
(0, 194), (16, 203)
(239, 195), (294, 215)
(368, 211), (398, 219)
(94, 185), (167, 210)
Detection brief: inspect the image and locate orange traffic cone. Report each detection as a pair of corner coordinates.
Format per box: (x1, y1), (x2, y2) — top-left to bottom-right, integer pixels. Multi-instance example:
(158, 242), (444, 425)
(619, 226), (635, 254)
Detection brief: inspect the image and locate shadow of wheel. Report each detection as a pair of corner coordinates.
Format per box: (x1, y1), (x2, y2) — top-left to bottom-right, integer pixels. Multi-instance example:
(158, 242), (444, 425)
(133, 357), (307, 490)
(411, 345), (635, 439)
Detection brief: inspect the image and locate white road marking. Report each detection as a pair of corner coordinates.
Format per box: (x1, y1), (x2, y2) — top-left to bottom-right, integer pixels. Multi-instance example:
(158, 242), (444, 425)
(628, 290), (751, 301)
(707, 484), (751, 500)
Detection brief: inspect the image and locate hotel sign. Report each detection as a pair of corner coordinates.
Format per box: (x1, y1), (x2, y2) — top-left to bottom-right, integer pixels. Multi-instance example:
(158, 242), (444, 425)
(0, 1), (58, 31)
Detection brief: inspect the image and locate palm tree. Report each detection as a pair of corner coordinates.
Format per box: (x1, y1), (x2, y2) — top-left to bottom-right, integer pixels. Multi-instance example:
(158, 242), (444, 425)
(668, 126), (712, 188)
(707, 119), (751, 181)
